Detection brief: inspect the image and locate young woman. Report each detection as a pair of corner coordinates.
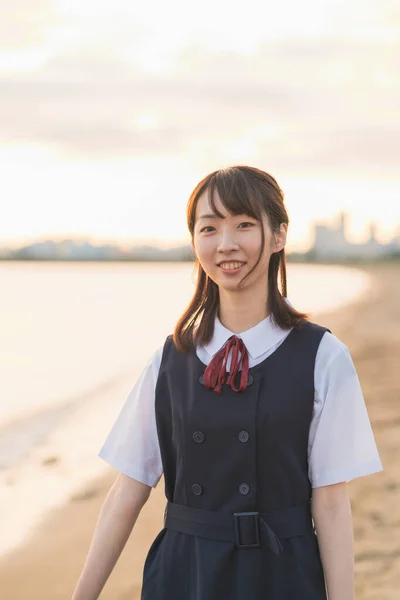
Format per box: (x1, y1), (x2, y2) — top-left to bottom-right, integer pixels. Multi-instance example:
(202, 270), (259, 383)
(72, 166), (383, 600)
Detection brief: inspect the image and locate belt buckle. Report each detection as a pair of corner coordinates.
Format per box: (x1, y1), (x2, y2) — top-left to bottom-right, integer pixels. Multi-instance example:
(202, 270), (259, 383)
(233, 511), (260, 548)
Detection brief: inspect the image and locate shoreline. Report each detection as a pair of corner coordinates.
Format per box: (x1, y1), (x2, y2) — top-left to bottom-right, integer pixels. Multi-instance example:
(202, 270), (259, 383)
(0, 369), (139, 558)
(0, 263), (398, 599)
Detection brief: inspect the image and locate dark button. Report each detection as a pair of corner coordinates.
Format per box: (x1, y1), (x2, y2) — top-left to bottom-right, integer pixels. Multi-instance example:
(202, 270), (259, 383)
(238, 430), (249, 443)
(193, 431), (205, 444)
(239, 482), (250, 495)
(192, 484), (203, 496)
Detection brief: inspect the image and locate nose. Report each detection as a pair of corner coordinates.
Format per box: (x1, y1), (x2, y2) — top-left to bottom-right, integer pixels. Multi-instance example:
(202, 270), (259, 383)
(217, 226), (240, 253)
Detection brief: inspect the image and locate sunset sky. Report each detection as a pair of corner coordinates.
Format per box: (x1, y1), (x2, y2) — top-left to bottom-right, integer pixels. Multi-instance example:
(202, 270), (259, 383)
(1, 0), (399, 252)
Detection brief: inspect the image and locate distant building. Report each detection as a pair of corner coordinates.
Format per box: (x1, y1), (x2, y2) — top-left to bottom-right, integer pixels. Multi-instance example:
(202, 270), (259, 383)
(5, 238), (194, 261)
(2, 217), (399, 262)
(9, 239), (122, 260)
(312, 212), (400, 260)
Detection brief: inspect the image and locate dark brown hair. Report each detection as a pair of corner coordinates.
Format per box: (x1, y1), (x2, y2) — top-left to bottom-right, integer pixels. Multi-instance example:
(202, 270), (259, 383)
(173, 165), (310, 352)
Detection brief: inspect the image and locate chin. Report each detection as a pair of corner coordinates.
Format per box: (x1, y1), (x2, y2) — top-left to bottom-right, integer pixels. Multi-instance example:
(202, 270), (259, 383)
(218, 279), (249, 292)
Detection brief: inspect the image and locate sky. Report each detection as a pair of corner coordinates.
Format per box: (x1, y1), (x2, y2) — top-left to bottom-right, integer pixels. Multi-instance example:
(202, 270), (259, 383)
(0, 0), (399, 252)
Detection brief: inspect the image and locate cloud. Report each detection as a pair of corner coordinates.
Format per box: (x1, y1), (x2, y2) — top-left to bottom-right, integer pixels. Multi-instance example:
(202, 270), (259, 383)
(0, 35), (398, 174)
(257, 123), (400, 172)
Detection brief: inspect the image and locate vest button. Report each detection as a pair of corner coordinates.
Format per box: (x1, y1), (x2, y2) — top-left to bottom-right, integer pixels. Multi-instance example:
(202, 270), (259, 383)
(192, 483), (203, 496)
(238, 482), (250, 495)
(193, 431), (205, 444)
(238, 430), (249, 443)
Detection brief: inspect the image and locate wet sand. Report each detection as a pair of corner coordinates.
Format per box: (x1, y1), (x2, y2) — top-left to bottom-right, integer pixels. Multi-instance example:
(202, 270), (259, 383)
(0, 262), (398, 600)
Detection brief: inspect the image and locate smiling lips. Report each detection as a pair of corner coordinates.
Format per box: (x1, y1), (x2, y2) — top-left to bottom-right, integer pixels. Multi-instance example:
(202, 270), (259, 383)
(218, 261), (246, 271)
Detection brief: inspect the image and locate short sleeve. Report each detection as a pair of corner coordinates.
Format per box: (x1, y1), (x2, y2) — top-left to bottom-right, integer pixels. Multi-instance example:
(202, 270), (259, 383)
(308, 332), (383, 488)
(97, 345), (164, 487)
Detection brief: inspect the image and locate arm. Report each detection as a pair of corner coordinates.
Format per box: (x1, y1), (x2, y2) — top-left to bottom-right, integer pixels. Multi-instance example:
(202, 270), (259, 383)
(71, 473), (151, 600)
(311, 482), (354, 600)
(309, 335), (383, 597)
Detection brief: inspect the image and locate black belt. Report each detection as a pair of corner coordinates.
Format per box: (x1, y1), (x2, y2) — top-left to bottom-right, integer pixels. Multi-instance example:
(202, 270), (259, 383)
(164, 501), (313, 556)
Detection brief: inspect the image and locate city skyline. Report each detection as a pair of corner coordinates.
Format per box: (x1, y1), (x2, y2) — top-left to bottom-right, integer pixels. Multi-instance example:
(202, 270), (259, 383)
(2, 211), (399, 253)
(2, 158), (399, 253)
(2, 211), (399, 261)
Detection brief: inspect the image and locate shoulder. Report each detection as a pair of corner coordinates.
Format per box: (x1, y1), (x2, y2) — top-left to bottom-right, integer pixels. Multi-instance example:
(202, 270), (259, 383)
(149, 333), (190, 380)
(313, 329), (360, 402)
(300, 322), (357, 380)
(148, 336), (172, 379)
(290, 320), (332, 353)
(297, 319), (347, 361)
(158, 333), (194, 363)
(315, 329), (353, 370)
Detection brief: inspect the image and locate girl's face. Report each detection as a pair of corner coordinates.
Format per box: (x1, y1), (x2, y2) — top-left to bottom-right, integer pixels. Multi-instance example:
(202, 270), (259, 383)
(192, 189), (287, 293)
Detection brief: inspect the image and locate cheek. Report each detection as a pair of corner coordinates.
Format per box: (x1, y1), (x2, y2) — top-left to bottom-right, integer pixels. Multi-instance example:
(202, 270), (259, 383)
(247, 238), (272, 271)
(245, 232), (264, 257)
(193, 237), (213, 265)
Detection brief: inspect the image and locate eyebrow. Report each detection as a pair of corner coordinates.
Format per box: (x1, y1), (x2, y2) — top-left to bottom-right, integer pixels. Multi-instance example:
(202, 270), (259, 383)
(197, 213), (225, 221)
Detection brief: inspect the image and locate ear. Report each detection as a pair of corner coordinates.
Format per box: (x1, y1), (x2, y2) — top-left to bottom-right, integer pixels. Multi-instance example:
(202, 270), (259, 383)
(274, 223), (288, 253)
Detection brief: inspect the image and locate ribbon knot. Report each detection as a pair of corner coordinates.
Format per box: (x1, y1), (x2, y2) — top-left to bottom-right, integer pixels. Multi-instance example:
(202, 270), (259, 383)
(203, 335), (250, 394)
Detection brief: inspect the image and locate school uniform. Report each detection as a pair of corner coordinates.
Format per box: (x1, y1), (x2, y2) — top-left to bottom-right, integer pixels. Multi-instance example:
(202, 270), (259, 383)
(98, 301), (383, 600)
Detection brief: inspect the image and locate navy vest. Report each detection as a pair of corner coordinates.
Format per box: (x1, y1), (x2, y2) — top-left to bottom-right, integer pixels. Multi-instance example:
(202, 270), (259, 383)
(141, 321), (330, 600)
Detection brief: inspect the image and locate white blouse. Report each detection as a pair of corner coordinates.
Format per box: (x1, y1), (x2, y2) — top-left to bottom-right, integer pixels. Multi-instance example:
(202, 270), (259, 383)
(98, 306), (383, 489)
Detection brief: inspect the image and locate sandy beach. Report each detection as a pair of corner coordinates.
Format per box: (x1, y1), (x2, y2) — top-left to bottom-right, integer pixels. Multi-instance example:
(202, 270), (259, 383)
(0, 262), (398, 600)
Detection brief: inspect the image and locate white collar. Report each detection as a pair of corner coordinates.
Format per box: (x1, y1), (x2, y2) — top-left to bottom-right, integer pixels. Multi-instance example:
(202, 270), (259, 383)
(201, 298), (294, 359)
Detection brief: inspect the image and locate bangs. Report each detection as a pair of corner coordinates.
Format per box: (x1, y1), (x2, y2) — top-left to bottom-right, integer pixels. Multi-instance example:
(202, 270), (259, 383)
(206, 170), (263, 221)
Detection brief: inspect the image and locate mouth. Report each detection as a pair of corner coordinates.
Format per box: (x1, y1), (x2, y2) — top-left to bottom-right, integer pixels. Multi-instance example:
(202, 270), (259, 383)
(217, 261), (247, 274)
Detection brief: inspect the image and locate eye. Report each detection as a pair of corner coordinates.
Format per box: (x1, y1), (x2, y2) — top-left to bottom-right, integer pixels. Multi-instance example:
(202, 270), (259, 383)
(200, 222), (255, 233)
(238, 222), (254, 229)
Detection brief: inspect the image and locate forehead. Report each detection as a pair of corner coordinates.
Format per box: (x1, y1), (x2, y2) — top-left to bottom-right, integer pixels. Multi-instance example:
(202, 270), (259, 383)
(195, 189), (228, 219)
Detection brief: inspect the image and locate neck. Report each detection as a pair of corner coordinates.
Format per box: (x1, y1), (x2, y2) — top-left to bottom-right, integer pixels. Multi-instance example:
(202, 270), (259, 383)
(218, 288), (270, 334)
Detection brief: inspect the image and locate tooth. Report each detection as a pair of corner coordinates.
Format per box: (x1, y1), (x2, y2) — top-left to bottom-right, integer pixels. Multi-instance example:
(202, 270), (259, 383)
(221, 262), (242, 269)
